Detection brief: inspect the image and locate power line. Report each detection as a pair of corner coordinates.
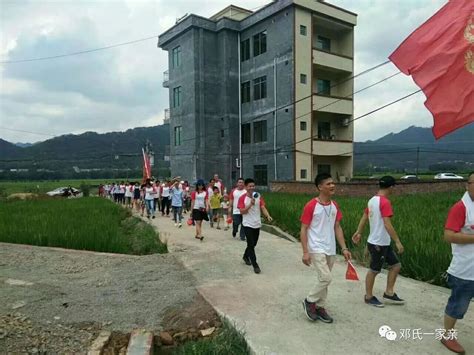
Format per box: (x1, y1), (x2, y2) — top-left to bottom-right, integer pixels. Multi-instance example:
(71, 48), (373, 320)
(0, 3), (268, 65)
(0, 36), (160, 64)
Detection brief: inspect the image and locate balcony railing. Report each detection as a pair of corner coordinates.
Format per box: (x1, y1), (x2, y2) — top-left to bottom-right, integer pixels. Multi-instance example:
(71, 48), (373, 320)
(163, 108), (170, 124)
(162, 70), (169, 88)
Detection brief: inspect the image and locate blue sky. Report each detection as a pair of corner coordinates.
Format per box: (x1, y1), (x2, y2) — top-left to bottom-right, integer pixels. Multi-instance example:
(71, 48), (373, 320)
(0, 0), (445, 143)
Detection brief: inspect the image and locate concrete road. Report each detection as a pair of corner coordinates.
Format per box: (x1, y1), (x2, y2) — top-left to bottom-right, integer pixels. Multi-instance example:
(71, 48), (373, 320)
(147, 213), (474, 355)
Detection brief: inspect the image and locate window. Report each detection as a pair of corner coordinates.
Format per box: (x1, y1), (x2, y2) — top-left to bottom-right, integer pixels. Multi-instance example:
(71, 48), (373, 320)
(241, 81), (251, 103)
(253, 76), (267, 100)
(300, 169), (307, 179)
(172, 46), (181, 68)
(241, 39), (250, 61)
(300, 25), (307, 36)
(173, 86), (182, 107)
(253, 30), (267, 57)
(254, 165), (268, 186)
(316, 79), (330, 95)
(316, 36), (331, 51)
(300, 73), (307, 84)
(241, 123), (251, 144)
(174, 126), (182, 146)
(318, 164), (331, 175)
(318, 121), (331, 139)
(253, 120), (267, 143)
(300, 121), (307, 131)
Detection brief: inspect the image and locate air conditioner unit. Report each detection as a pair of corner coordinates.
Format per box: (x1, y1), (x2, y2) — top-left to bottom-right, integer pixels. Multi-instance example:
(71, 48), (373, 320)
(341, 118), (350, 127)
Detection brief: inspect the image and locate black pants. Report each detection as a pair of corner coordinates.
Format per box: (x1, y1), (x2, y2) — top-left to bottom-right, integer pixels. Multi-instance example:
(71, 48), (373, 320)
(243, 227), (260, 267)
(161, 197), (171, 215)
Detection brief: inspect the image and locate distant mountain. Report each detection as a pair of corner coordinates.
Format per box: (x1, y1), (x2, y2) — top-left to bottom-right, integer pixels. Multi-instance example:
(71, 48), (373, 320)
(355, 124), (474, 173)
(0, 124), (170, 179)
(15, 142), (33, 148)
(0, 139), (23, 158)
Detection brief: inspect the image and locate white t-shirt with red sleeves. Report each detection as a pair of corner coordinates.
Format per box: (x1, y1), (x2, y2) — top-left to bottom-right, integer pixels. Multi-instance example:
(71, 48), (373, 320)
(444, 192), (474, 281)
(230, 188), (247, 215)
(300, 198), (342, 255)
(191, 191), (208, 210)
(366, 195), (393, 246)
(237, 194), (265, 229)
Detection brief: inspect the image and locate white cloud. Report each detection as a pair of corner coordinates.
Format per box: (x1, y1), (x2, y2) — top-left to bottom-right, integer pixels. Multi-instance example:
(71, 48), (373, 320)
(0, 0), (447, 143)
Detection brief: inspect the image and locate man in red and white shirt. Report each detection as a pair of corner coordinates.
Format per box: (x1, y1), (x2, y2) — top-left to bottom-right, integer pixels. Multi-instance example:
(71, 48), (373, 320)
(237, 178), (272, 274)
(352, 176), (405, 308)
(300, 173), (350, 324)
(228, 178), (247, 240)
(439, 172), (474, 355)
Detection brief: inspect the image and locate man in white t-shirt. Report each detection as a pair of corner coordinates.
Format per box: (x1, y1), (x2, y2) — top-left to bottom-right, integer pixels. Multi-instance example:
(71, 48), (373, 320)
(228, 178), (247, 240)
(237, 178), (272, 274)
(352, 175), (405, 308)
(300, 173), (351, 324)
(438, 172), (474, 354)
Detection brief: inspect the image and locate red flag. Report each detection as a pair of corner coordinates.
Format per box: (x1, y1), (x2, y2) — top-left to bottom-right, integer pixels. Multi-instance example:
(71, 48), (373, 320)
(345, 260), (359, 281)
(389, 1), (474, 139)
(142, 148), (151, 182)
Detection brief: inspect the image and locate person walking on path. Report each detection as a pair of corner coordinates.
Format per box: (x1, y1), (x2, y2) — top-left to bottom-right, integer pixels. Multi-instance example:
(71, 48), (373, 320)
(210, 186), (222, 229)
(352, 175), (405, 308)
(237, 178), (272, 274)
(125, 182), (133, 208)
(160, 181), (171, 216)
(153, 179), (161, 215)
(229, 178), (247, 240)
(213, 173), (225, 194)
(221, 194), (231, 231)
(191, 179), (210, 241)
(438, 172), (474, 355)
(207, 179), (215, 224)
(133, 182), (141, 211)
(300, 173), (351, 324)
(171, 178), (184, 227)
(144, 179), (157, 219)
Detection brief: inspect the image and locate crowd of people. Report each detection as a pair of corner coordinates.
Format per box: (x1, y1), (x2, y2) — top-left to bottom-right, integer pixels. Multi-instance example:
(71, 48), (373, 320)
(98, 171), (474, 354)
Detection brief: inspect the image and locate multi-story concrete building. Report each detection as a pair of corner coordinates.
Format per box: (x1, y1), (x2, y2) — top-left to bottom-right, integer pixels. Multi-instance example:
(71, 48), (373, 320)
(158, 0), (356, 186)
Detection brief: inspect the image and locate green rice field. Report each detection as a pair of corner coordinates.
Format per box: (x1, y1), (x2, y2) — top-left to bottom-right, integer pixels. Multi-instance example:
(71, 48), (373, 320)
(0, 197), (167, 255)
(263, 191), (462, 286)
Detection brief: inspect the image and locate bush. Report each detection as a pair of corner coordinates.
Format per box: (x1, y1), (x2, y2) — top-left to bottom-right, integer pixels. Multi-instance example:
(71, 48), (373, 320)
(80, 183), (90, 197)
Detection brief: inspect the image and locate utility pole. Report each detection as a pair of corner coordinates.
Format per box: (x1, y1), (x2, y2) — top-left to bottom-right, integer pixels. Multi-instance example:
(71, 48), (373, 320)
(416, 146), (420, 177)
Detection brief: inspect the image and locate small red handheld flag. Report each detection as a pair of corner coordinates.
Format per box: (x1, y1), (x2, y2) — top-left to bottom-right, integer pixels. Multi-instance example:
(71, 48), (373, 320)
(345, 260), (359, 281)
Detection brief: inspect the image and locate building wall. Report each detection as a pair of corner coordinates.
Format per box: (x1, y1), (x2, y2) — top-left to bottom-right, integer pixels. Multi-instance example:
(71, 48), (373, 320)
(294, 6), (313, 182)
(240, 8), (295, 184)
(166, 30), (198, 181)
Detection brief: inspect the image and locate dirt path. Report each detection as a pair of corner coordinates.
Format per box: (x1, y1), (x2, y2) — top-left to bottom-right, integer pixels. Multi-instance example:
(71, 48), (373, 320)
(0, 243), (217, 353)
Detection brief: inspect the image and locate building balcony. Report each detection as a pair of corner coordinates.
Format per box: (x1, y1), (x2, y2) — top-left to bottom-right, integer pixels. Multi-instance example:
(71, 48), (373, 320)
(163, 108), (170, 124)
(313, 94), (352, 115)
(162, 70), (169, 88)
(312, 138), (353, 156)
(313, 48), (353, 73)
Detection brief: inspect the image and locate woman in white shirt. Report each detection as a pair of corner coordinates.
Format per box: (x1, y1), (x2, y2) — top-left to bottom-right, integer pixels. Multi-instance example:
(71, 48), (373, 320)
(144, 179), (157, 219)
(191, 179), (210, 241)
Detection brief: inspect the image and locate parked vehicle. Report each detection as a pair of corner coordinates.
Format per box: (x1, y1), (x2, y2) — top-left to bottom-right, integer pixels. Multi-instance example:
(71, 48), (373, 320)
(400, 175), (419, 181)
(433, 173), (464, 180)
(46, 187), (83, 197)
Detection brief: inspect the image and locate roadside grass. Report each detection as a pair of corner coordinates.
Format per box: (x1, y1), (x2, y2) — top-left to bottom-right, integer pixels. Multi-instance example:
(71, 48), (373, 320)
(263, 191), (461, 287)
(172, 320), (249, 355)
(0, 197), (167, 255)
